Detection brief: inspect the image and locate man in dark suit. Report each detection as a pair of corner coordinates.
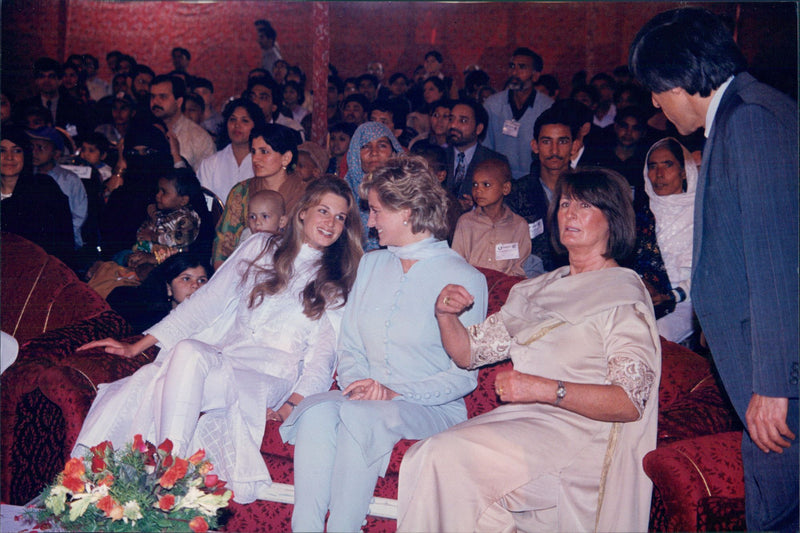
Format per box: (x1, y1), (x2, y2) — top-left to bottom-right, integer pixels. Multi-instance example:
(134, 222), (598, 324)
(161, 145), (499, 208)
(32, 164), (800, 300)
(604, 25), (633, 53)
(17, 57), (91, 139)
(631, 9), (798, 532)
(444, 98), (507, 211)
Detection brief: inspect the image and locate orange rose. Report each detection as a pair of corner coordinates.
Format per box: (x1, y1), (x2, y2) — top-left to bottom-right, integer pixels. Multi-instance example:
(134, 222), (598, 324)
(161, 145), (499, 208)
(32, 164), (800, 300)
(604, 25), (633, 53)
(198, 462), (213, 475)
(189, 516), (209, 533)
(157, 494), (175, 511)
(158, 457), (189, 489)
(63, 457), (85, 478)
(98, 473), (115, 487)
(187, 449), (205, 465)
(97, 495), (116, 516)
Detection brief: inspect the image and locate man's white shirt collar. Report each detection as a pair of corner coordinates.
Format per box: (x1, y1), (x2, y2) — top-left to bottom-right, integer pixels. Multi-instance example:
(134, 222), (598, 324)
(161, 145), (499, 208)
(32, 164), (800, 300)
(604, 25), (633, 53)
(705, 76), (734, 138)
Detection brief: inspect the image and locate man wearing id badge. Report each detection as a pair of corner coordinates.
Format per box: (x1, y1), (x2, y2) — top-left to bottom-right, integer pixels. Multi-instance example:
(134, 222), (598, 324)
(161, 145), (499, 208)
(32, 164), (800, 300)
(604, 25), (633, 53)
(506, 104), (577, 276)
(483, 48), (553, 180)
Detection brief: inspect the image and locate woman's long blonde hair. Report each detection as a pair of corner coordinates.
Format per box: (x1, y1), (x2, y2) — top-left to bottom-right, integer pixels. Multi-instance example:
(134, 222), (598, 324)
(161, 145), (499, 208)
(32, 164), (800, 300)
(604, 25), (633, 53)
(244, 177), (363, 319)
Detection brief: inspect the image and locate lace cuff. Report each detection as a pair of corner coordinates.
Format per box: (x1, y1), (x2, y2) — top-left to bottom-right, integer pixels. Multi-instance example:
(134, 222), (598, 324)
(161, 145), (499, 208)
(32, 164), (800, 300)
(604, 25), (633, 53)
(467, 313), (512, 369)
(607, 355), (656, 417)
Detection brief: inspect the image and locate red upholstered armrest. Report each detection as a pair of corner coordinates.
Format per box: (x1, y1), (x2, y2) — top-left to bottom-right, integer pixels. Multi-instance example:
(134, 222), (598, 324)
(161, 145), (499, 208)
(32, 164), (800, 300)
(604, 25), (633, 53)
(643, 431), (744, 532)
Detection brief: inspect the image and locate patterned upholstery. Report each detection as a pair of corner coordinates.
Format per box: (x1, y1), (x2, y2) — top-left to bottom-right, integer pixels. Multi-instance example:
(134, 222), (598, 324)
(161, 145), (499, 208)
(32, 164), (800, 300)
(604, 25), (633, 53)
(0, 244), (744, 531)
(644, 431), (744, 531)
(1, 233), (109, 343)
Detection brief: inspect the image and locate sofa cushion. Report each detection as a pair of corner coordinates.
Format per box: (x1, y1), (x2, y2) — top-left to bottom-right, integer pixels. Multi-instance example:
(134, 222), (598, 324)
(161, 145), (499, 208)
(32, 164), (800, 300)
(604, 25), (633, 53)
(643, 431), (744, 532)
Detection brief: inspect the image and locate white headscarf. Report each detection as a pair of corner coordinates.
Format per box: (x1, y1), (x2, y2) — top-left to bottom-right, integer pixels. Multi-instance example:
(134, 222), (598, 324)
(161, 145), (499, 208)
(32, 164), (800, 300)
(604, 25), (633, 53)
(642, 138), (698, 290)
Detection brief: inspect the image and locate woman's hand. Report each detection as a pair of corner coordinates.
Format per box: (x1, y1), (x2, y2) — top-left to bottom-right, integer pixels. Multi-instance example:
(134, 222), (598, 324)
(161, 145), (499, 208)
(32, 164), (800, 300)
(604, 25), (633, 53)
(77, 338), (141, 359)
(343, 379), (398, 401)
(494, 369), (544, 403)
(435, 284), (475, 317)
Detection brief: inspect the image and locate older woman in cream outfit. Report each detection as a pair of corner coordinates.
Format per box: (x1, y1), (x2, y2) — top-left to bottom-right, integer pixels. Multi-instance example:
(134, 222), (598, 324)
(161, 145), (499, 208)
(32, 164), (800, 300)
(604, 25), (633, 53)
(398, 169), (661, 532)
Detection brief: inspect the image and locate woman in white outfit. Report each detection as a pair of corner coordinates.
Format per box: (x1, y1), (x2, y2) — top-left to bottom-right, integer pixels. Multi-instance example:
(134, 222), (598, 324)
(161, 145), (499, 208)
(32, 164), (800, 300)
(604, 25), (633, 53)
(73, 177), (362, 503)
(642, 137), (698, 343)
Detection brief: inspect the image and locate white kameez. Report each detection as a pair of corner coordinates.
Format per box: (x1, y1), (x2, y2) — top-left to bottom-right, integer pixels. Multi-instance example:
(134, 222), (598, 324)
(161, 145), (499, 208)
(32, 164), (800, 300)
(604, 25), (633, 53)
(73, 234), (340, 503)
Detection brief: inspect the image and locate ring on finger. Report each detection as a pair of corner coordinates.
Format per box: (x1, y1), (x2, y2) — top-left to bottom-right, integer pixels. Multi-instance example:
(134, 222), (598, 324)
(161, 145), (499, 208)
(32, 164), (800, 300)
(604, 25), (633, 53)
(444, 296), (450, 306)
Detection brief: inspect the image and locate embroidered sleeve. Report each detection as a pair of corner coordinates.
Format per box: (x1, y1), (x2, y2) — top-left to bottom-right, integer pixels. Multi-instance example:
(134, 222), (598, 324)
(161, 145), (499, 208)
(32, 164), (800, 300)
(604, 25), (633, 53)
(607, 355), (657, 417)
(466, 313), (512, 369)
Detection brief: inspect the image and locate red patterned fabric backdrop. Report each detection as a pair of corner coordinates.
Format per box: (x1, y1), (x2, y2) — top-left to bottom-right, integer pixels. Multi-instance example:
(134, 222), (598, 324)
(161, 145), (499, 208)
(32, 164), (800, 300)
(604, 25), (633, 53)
(2, 2), (796, 116)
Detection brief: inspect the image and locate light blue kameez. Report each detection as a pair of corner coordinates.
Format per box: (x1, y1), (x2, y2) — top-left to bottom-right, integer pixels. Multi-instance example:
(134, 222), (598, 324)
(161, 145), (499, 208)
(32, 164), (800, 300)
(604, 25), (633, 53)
(281, 238), (487, 531)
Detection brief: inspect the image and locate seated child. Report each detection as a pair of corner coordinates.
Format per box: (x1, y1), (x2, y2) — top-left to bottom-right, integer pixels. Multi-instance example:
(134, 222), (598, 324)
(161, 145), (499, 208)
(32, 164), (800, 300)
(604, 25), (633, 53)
(129, 167), (202, 268)
(326, 121), (356, 178)
(238, 189), (288, 243)
(79, 132), (113, 181)
(451, 158), (531, 276)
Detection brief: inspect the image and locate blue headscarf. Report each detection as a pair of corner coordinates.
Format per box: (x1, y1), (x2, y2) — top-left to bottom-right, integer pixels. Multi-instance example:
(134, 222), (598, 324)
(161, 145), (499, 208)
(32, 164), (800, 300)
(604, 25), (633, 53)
(344, 122), (404, 251)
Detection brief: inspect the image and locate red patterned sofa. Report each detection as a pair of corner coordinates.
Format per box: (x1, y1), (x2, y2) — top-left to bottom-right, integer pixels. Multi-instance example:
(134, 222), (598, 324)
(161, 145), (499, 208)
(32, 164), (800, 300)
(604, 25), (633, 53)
(223, 268), (746, 532)
(0, 241), (745, 530)
(0, 233), (158, 504)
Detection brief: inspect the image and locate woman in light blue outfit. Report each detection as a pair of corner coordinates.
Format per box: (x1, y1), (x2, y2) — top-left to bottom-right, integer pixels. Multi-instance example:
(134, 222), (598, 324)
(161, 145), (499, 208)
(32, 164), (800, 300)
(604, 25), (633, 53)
(281, 155), (488, 531)
(344, 121), (404, 251)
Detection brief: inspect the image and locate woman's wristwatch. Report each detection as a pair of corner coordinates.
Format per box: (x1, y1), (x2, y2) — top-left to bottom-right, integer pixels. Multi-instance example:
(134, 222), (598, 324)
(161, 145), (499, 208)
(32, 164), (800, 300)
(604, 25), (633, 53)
(555, 381), (566, 406)
(672, 287), (687, 303)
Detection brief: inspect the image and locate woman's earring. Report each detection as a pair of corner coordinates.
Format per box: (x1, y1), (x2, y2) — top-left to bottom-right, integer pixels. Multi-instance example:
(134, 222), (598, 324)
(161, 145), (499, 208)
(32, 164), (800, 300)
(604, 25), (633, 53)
(403, 220), (408, 226)
(682, 178), (687, 192)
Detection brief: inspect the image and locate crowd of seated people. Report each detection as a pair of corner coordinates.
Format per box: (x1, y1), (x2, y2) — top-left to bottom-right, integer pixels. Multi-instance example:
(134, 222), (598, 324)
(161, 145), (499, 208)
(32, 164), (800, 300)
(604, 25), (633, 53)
(4, 11), (766, 530)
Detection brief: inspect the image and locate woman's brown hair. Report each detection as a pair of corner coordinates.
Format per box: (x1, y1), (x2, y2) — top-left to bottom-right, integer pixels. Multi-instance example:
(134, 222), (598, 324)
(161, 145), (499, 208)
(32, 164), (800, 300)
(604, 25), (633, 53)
(244, 176), (363, 319)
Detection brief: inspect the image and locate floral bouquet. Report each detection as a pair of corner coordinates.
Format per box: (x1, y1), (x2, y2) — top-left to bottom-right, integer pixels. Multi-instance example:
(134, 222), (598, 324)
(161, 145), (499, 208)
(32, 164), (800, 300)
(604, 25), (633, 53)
(27, 435), (233, 532)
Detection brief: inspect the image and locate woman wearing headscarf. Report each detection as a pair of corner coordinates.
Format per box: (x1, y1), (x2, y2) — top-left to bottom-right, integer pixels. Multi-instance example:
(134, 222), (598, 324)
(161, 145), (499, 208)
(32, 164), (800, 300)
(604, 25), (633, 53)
(641, 137), (698, 343)
(344, 121), (403, 250)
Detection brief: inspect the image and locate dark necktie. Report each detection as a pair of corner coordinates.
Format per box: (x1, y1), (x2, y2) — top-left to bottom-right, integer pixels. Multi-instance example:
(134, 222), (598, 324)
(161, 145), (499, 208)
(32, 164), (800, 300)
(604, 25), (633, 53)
(455, 152), (466, 185)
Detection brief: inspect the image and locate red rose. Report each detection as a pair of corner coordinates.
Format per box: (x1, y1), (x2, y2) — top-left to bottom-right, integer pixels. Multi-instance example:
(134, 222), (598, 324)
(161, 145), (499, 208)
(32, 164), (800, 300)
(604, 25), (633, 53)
(187, 449), (205, 465)
(163, 454), (174, 468)
(91, 454), (106, 473)
(90, 441), (113, 457)
(158, 457), (189, 489)
(157, 439), (173, 456)
(97, 495), (116, 516)
(203, 474), (218, 488)
(144, 442), (158, 467)
(132, 434), (147, 453)
(157, 494), (175, 511)
(189, 516), (208, 533)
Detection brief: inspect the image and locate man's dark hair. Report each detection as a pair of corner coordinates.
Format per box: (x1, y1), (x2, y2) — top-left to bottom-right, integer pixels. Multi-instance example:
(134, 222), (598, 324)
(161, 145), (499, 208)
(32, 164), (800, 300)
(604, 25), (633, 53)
(83, 54), (99, 70)
(613, 82), (649, 109)
(388, 72), (409, 85)
(428, 98), (453, 116)
(533, 104), (579, 140)
(343, 93), (370, 114)
(372, 99), (407, 130)
(449, 98), (489, 132)
(464, 70), (490, 95)
(247, 75), (282, 111)
(570, 84), (600, 106)
(255, 19), (277, 40)
(117, 54), (137, 69)
(535, 74), (559, 98)
(151, 74), (185, 99)
(614, 105), (648, 130)
(629, 7), (746, 97)
(511, 47), (543, 72)
(191, 77), (214, 93)
(590, 72), (615, 88)
(424, 50), (443, 64)
(34, 58), (63, 77)
(106, 50), (122, 62)
(550, 99), (593, 133)
(182, 92), (205, 114)
(328, 75), (344, 94)
(132, 64), (155, 80)
(329, 121), (357, 138)
(171, 47), (191, 60)
(410, 142), (447, 174)
(357, 74), (378, 89)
